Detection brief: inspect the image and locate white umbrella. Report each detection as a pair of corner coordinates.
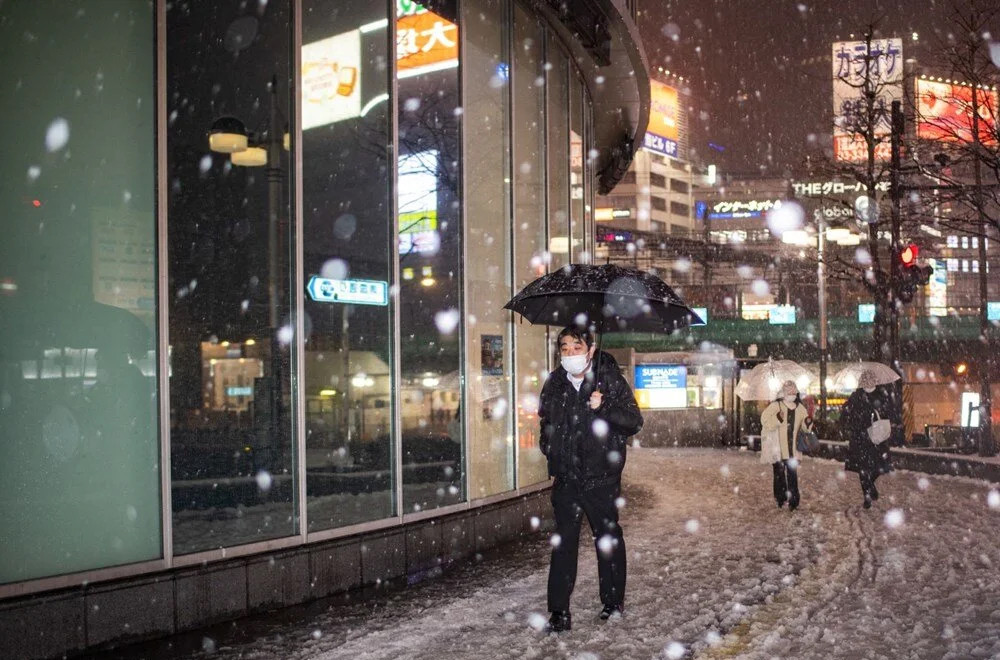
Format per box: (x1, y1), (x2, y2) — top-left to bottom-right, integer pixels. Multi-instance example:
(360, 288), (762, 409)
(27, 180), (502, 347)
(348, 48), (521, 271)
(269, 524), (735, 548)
(735, 358), (815, 401)
(830, 362), (900, 393)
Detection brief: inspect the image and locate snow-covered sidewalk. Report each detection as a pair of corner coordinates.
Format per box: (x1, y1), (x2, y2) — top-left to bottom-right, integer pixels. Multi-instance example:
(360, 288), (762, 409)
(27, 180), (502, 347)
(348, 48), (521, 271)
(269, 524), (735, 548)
(168, 448), (1000, 660)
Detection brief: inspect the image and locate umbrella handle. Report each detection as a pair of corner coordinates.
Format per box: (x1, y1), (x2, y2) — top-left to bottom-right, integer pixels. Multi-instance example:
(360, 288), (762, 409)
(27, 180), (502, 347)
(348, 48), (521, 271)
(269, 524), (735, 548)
(593, 334), (604, 393)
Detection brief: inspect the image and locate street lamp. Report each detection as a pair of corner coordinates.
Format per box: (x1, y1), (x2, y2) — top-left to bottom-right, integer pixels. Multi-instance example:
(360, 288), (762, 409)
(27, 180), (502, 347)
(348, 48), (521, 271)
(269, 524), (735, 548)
(207, 74), (289, 470)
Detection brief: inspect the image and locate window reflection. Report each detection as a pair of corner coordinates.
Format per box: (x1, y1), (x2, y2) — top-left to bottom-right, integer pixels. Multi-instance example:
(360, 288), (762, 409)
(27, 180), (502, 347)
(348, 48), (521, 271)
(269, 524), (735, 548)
(398, 0), (465, 513)
(167, 1), (296, 554)
(513, 6), (550, 487)
(464, 0), (514, 499)
(302, 0), (396, 531)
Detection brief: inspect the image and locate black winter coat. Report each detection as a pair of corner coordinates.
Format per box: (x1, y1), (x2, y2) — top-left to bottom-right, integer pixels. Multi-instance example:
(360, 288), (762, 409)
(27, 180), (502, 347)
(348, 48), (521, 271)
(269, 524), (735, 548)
(538, 351), (643, 487)
(842, 387), (893, 475)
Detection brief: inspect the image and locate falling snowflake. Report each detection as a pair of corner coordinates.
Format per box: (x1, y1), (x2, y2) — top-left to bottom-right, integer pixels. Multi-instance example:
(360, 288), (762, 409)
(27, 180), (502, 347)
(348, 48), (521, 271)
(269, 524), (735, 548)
(434, 308), (461, 334)
(45, 118), (70, 152)
(884, 508), (905, 529)
(527, 613), (548, 631)
(664, 641), (685, 659)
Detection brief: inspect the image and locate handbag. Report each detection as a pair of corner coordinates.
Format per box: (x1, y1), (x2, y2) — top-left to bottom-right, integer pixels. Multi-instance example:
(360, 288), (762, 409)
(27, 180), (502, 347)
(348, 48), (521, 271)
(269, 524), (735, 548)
(796, 427), (820, 454)
(867, 410), (892, 444)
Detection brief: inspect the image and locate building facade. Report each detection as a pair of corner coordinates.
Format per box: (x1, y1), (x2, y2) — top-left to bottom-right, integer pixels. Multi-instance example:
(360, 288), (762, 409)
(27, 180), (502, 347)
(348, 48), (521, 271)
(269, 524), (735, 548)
(0, 1), (649, 656)
(594, 71), (714, 238)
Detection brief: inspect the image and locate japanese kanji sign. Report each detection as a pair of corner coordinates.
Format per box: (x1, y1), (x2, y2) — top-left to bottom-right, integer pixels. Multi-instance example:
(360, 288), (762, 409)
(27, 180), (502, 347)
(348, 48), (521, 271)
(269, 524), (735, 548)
(397, 8), (458, 79)
(831, 39), (903, 162)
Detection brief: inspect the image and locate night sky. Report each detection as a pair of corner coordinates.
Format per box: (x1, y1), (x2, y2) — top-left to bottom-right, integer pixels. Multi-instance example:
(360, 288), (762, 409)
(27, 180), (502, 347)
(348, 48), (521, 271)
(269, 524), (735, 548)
(638, 0), (997, 175)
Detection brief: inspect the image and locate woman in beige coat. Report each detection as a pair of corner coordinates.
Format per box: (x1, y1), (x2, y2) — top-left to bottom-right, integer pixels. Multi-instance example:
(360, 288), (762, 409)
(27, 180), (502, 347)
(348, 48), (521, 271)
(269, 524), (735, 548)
(760, 380), (812, 510)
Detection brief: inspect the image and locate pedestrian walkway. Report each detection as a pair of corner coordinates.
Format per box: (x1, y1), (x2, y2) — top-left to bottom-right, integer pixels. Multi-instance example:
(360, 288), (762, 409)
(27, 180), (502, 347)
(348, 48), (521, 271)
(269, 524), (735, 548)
(102, 448), (1000, 659)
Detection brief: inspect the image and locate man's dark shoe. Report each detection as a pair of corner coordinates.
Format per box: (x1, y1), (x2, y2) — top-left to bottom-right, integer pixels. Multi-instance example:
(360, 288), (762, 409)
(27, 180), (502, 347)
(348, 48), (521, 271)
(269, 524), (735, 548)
(863, 497), (872, 509)
(546, 611), (572, 633)
(870, 487), (879, 501)
(776, 500), (786, 509)
(599, 604), (624, 620)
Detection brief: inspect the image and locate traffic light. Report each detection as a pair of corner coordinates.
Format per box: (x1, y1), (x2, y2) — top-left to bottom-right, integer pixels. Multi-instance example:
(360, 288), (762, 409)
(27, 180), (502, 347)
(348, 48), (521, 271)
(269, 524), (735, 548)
(898, 244), (932, 303)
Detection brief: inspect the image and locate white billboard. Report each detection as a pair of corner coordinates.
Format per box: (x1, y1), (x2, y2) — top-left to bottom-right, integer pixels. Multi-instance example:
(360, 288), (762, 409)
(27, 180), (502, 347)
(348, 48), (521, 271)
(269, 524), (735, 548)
(302, 30), (362, 130)
(831, 38), (903, 162)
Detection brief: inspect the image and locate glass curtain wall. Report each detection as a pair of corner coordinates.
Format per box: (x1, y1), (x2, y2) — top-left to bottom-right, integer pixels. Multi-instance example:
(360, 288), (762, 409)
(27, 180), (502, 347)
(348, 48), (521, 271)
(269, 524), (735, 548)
(569, 72), (586, 263)
(0, 0), (160, 583)
(167, 1), (297, 554)
(397, 0), (465, 513)
(301, 0), (396, 531)
(546, 41), (570, 272)
(463, 0), (514, 499)
(512, 5), (551, 488)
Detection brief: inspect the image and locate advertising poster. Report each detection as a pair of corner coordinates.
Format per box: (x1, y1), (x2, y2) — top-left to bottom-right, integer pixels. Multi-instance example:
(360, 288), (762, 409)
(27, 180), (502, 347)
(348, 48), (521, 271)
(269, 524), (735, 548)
(481, 334), (504, 420)
(481, 334), (503, 376)
(643, 80), (679, 158)
(302, 29), (362, 130)
(915, 79), (998, 145)
(926, 258), (948, 317)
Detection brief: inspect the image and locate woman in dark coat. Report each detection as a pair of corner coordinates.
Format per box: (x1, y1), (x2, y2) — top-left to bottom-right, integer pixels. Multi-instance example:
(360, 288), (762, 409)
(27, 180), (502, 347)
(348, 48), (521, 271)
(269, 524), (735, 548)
(841, 371), (892, 508)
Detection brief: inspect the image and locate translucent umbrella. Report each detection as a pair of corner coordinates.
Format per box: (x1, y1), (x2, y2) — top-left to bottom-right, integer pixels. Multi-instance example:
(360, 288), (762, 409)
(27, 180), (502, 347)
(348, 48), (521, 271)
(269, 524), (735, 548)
(735, 358), (815, 401)
(830, 362), (900, 393)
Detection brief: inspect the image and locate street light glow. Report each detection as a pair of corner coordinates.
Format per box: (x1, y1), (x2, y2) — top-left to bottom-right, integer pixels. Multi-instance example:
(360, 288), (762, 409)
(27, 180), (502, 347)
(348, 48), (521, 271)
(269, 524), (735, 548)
(231, 146), (267, 166)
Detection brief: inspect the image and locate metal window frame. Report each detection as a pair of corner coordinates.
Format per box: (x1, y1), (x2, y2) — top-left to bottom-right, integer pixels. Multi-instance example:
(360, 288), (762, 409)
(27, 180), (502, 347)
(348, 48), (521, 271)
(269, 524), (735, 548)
(457, 0), (471, 506)
(389, 0), (404, 524)
(156, 0), (173, 571)
(293, 0), (307, 544)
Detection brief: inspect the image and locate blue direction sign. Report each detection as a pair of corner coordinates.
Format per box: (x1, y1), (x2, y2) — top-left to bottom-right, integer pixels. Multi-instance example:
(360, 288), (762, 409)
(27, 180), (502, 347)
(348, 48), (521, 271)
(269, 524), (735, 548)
(306, 276), (388, 306)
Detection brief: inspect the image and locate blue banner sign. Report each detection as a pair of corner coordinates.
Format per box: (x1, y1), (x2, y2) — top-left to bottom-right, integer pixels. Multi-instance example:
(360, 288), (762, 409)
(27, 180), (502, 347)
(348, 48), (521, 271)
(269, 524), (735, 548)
(691, 307), (708, 326)
(642, 132), (678, 157)
(989, 302), (1000, 321)
(225, 386), (253, 397)
(769, 305), (796, 325)
(307, 276), (388, 306)
(858, 303), (875, 323)
(634, 364), (687, 390)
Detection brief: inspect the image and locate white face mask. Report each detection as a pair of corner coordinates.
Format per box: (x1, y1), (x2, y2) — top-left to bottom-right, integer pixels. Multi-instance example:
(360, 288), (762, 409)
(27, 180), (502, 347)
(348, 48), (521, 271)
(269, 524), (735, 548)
(561, 354), (589, 376)
(783, 395), (797, 406)
(863, 386), (876, 394)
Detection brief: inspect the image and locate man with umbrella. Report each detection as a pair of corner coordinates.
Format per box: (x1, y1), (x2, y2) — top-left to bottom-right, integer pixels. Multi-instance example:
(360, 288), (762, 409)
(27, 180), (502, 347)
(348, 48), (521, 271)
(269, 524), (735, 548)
(503, 263), (700, 632)
(539, 324), (643, 632)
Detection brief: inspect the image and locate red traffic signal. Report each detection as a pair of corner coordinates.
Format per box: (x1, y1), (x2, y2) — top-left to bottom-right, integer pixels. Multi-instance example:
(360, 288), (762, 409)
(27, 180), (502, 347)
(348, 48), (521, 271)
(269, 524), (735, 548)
(900, 244), (918, 267)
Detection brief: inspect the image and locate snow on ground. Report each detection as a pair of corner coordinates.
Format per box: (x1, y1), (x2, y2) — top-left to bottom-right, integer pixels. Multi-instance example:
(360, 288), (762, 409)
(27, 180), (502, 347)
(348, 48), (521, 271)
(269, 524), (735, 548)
(165, 448), (1000, 660)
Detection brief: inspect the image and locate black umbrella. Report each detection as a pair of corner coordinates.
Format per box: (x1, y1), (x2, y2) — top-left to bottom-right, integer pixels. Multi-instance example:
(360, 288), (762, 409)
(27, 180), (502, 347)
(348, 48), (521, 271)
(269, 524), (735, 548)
(503, 263), (702, 385)
(504, 263), (702, 334)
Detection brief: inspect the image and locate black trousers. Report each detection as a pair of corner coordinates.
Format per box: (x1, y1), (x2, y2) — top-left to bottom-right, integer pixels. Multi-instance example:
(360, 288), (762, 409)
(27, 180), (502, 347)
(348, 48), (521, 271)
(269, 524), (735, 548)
(859, 470), (880, 500)
(547, 479), (626, 612)
(772, 460), (800, 507)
